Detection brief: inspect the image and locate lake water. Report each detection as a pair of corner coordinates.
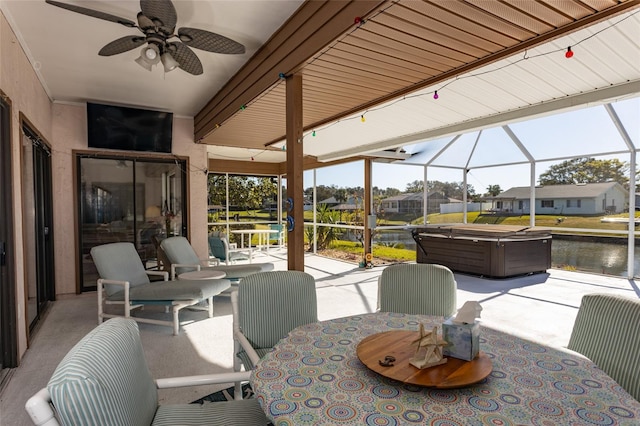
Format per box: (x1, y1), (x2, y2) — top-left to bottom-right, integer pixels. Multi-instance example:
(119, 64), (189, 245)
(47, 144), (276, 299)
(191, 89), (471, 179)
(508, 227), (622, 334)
(371, 230), (640, 278)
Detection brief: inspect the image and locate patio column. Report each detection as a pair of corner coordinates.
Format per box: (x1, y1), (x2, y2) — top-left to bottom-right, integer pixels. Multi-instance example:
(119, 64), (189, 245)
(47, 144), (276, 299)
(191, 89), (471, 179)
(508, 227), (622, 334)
(364, 159), (372, 260)
(286, 73), (304, 271)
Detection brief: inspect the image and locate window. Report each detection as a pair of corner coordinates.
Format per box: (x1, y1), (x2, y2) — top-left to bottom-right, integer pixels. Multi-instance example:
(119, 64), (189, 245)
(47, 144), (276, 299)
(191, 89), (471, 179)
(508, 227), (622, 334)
(577, 199), (581, 208)
(541, 200), (554, 208)
(518, 200), (524, 210)
(567, 199), (572, 207)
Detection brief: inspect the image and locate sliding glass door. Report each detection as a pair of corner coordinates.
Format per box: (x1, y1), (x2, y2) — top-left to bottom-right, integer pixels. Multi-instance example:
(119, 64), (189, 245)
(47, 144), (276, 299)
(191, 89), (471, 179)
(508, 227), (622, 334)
(0, 94), (16, 369)
(77, 156), (187, 292)
(22, 125), (55, 332)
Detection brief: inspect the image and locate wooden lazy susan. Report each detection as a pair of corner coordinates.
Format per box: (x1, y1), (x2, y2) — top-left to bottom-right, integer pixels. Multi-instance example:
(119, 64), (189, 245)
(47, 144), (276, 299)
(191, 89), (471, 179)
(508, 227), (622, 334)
(356, 330), (492, 389)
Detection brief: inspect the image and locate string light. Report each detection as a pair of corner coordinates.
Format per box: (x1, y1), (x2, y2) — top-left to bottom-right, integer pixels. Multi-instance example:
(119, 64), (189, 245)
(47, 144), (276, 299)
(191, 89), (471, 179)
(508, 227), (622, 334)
(251, 156), (254, 161)
(240, 105), (246, 110)
(294, 7), (636, 143)
(278, 72), (286, 79)
(565, 46), (574, 58)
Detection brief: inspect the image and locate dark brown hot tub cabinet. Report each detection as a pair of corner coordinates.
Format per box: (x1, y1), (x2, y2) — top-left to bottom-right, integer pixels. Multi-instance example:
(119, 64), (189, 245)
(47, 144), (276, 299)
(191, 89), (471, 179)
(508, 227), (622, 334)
(413, 225), (552, 278)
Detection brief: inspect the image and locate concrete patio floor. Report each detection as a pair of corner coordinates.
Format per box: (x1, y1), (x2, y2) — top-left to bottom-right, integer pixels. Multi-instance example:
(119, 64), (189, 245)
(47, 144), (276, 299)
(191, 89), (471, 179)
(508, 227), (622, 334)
(1, 248), (638, 425)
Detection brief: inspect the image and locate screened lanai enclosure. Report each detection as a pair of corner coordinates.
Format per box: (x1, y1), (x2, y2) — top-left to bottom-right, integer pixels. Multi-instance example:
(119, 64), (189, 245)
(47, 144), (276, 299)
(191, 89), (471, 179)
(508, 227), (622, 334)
(205, 6), (640, 279)
(208, 95), (639, 278)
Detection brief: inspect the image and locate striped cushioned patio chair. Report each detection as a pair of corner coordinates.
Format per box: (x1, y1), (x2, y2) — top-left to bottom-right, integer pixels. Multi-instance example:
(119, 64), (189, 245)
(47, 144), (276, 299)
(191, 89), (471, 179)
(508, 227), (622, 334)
(25, 318), (269, 426)
(231, 271), (318, 398)
(568, 293), (640, 402)
(378, 263), (457, 317)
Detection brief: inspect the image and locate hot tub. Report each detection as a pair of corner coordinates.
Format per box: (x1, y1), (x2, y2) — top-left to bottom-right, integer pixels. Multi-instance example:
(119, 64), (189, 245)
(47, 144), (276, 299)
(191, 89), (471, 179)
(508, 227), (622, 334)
(413, 224), (552, 278)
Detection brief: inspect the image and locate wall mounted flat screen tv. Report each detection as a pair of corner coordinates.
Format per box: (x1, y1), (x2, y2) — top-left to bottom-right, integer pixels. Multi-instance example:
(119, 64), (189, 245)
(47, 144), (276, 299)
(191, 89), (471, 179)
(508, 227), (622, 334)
(87, 103), (173, 153)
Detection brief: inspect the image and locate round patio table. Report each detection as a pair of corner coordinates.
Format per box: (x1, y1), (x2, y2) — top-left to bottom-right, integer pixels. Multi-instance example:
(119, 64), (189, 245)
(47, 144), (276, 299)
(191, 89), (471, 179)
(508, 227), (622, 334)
(251, 312), (640, 425)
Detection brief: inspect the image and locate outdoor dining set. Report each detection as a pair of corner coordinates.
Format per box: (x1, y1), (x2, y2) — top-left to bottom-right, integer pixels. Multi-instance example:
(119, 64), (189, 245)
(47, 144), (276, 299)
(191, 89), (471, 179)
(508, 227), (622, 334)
(25, 239), (640, 425)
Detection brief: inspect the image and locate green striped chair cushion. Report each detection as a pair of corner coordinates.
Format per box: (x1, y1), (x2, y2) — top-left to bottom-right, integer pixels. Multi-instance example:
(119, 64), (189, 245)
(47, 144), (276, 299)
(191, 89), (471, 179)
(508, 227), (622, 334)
(568, 293), (640, 402)
(152, 399), (269, 426)
(48, 318), (157, 426)
(238, 271), (318, 350)
(378, 263), (457, 317)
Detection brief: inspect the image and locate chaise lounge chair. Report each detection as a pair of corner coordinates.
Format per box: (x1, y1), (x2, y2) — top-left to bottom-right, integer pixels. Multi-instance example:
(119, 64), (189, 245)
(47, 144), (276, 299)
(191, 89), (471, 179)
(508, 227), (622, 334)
(160, 236), (274, 282)
(91, 242), (230, 335)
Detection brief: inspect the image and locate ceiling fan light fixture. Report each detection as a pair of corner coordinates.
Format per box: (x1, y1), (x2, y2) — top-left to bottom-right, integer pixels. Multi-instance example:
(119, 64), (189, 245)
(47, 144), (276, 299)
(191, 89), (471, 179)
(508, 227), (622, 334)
(161, 52), (179, 72)
(135, 55), (153, 71)
(142, 44), (160, 63)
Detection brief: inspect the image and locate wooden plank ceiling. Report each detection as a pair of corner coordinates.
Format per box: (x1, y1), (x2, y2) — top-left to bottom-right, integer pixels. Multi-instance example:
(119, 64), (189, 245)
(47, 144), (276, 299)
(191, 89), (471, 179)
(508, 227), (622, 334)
(195, 0), (639, 161)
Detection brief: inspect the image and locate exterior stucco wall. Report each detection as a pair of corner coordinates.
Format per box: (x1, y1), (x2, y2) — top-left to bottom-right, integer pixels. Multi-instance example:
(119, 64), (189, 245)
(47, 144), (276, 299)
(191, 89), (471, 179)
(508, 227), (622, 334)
(51, 107), (208, 295)
(1, 10), (54, 360)
(1, 10), (208, 362)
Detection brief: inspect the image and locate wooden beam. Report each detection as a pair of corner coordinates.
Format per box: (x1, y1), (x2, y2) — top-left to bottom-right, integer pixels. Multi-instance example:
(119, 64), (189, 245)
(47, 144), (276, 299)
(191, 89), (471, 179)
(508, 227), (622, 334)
(286, 74), (304, 271)
(194, 0), (388, 141)
(207, 159), (281, 175)
(364, 158), (372, 263)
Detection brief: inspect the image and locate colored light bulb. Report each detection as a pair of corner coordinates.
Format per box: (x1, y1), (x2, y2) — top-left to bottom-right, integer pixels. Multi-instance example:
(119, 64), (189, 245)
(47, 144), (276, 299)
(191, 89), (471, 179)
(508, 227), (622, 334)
(361, 115), (366, 123)
(433, 91), (439, 100)
(565, 46), (573, 58)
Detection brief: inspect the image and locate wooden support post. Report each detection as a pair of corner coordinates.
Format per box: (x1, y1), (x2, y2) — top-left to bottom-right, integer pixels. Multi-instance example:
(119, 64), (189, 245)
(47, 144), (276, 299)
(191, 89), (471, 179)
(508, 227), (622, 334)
(286, 73), (304, 271)
(364, 159), (372, 263)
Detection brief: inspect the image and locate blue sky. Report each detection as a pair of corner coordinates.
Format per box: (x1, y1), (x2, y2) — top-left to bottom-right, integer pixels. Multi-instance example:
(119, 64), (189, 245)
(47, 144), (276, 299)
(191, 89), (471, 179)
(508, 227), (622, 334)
(304, 96), (639, 194)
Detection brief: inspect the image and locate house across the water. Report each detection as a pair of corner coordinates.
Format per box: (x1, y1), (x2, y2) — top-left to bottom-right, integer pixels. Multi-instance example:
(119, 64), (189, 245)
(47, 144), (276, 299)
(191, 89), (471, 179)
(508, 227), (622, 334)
(489, 182), (628, 215)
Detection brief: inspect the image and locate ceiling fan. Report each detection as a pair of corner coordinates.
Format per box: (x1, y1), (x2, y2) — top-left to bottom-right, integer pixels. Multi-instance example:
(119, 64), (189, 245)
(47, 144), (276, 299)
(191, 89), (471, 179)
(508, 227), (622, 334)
(45, 0), (245, 75)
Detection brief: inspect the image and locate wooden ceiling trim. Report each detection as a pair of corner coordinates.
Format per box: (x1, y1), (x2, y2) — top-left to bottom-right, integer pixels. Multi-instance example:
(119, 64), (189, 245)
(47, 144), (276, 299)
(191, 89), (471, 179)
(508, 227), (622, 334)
(381, 5), (505, 53)
(350, 31), (464, 69)
(208, 158), (282, 176)
(466, 0), (556, 34)
(303, 100), (360, 115)
(406, 1), (520, 47)
(513, 0), (587, 25)
(339, 37), (448, 74)
(321, 49), (430, 81)
(579, 0), (619, 10)
(303, 72), (397, 96)
(435, 1), (536, 39)
(295, 1), (640, 138)
(304, 79), (385, 102)
(332, 43), (442, 77)
(362, 20), (479, 63)
(373, 13), (493, 58)
(195, 1), (388, 140)
(302, 89), (369, 106)
(196, 0), (327, 121)
(303, 63), (408, 91)
(539, 0), (596, 19)
(311, 56), (417, 86)
(304, 78), (384, 98)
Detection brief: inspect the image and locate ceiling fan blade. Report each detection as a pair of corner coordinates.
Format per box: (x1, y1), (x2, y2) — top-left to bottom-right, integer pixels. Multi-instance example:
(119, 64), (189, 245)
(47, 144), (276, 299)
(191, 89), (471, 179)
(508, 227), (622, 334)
(45, 0), (135, 28)
(140, 0), (177, 33)
(178, 27), (245, 54)
(99, 36), (146, 56)
(137, 12), (155, 31)
(168, 42), (203, 75)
